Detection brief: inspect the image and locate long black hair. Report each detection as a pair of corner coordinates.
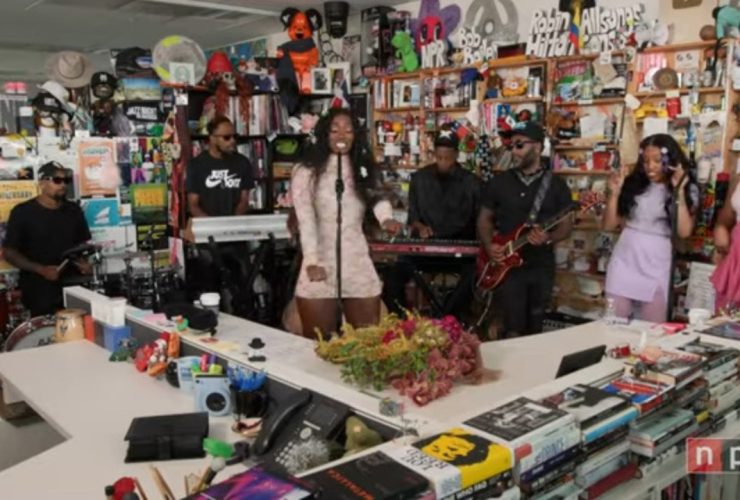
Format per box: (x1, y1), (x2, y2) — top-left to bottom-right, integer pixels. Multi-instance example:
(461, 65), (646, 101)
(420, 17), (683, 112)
(617, 133), (698, 220)
(302, 108), (386, 208)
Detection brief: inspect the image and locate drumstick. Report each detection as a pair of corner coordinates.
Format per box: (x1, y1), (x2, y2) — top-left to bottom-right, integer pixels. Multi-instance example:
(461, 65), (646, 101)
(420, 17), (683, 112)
(56, 258), (69, 273)
(133, 477), (149, 500)
(149, 466), (175, 500)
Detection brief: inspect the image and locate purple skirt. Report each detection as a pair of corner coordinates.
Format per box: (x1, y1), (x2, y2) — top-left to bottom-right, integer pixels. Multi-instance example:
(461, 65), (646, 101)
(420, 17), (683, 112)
(605, 227), (672, 302)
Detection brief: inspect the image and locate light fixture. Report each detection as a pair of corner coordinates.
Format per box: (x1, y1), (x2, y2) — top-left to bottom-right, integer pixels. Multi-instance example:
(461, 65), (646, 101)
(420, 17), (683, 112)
(141, 0), (280, 17)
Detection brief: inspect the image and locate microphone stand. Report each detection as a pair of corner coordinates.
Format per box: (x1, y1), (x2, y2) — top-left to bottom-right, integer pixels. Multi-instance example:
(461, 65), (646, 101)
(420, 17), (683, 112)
(666, 165), (690, 322)
(335, 152), (344, 335)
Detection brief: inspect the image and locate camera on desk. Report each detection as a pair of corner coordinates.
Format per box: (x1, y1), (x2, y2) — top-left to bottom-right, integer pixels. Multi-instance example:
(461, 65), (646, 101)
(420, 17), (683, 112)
(194, 375), (232, 417)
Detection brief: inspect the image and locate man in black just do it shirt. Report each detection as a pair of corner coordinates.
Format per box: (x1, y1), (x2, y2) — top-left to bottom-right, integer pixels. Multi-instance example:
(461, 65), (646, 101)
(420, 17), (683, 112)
(186, 116), (255, 217)
(3, 162), (92, 316)
(185, 116), (256, 303)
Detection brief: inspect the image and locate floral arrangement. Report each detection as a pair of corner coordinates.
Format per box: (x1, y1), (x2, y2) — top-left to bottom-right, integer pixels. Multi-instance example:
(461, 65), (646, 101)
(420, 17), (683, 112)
(315, 314), (482, 406)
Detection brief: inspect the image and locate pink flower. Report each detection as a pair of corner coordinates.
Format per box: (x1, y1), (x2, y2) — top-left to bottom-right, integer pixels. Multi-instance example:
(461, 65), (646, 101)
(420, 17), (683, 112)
(400, 319), (416, 337)
(382, 330), (398, 344)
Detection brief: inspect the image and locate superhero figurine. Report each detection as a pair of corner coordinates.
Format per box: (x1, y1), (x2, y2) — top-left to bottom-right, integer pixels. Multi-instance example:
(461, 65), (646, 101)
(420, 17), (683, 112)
(276, 7), (322, 113)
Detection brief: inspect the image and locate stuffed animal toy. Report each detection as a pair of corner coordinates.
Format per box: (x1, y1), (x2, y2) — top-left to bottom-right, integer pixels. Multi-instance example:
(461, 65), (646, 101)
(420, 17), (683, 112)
(391, 31), (419, 73)
(714, 6), (740, 38)
(276, 7), (322, 113)
(631, 20), (670, 50)
(501, 77), (527, 97)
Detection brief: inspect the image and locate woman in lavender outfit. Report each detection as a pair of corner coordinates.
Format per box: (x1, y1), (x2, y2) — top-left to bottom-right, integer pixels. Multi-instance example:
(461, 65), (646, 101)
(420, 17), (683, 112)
(603, 134), (698, 322)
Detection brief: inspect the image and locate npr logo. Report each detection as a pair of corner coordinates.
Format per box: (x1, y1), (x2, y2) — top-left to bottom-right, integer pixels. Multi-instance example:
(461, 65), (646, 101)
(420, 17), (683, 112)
(687, 438), (740, 474)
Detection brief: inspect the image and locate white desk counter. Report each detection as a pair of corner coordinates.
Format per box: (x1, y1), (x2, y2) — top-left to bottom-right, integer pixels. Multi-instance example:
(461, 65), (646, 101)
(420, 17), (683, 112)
(2, 287), (740, 498)
(0, 341), (240, 498)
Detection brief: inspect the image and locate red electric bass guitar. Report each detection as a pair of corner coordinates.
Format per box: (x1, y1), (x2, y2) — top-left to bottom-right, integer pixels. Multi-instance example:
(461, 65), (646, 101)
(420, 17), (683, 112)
(476, 193), (603, 292)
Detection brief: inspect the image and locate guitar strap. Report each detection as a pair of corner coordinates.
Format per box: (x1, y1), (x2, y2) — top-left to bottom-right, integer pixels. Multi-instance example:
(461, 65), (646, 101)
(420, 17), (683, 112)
(526, 169), (553, 226)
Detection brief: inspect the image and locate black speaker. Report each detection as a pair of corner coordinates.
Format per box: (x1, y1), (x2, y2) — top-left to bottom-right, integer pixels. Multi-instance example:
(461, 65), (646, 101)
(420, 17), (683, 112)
(324, 1), (349, 38)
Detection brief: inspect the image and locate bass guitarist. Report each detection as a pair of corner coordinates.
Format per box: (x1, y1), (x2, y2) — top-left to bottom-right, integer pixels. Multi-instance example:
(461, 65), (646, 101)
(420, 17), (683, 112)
(477, 123), (573, 338)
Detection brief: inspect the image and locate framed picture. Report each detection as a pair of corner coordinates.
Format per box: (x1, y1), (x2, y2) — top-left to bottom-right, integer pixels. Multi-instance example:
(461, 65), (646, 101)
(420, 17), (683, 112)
(169, 62), (195, 85)
(398, 81), (420, 107)
(328, 62), (351, 95)
(310, 67), (332, 95)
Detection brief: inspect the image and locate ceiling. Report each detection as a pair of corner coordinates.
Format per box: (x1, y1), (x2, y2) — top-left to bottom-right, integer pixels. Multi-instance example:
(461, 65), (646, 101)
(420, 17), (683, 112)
(0, 0), (406, 86)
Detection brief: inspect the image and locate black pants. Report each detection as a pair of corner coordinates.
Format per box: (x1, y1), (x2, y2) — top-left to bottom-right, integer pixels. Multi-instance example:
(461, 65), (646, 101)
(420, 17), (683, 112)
(188, 242), (249, 294)
(382, 256), (475, 320)
(496, 265), (555, 338)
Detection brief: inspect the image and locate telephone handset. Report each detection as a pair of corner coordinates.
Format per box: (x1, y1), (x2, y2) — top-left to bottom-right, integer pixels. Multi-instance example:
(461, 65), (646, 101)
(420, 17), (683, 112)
(252, 387), (350, 470)
(252, 387), (311, 456)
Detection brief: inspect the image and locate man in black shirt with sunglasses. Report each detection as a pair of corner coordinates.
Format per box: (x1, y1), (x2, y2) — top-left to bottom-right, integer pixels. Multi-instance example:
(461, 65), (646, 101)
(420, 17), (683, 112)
(3, 162), (92, 316)
(186, 116), (254, 218)
(185, 117), (255, 307)
(477, 123), (573, 338)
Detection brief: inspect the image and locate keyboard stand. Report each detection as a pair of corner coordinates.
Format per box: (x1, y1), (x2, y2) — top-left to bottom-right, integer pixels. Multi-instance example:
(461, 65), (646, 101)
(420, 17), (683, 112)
(411, 269), (445, 317)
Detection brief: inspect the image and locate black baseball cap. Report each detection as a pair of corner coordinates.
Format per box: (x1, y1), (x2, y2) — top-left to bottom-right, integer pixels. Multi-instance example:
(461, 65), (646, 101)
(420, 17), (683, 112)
(38, 161), (66, 179)
(91, 72), (117, 98)
(500, 121), (546, 143)
(114, 47), (154, 78)
(434, 129), (459, 149)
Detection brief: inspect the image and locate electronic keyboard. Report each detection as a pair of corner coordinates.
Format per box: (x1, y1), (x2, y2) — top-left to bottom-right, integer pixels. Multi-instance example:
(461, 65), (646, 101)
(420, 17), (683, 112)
(191, 214), (290, 243)
(369, 239), (479, 257)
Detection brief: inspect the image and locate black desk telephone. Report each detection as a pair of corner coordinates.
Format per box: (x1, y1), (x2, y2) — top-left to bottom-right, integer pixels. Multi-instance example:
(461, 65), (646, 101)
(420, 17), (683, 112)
(252, 388), (350, 469)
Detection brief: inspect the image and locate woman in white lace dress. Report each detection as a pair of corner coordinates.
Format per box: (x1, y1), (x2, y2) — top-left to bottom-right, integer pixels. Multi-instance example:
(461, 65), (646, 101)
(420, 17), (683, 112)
(291, 109), (401, 338)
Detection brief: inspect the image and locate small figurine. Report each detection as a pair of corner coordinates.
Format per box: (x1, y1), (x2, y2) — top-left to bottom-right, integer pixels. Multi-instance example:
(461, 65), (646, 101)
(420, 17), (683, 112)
(344, 416), (383, 457)
(391, 31), (419, 73)
(109, 337), (139, 362)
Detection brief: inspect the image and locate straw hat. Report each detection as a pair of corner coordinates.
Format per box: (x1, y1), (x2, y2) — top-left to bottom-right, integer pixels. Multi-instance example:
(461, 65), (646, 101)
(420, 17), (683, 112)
(45, 51), (94, 88)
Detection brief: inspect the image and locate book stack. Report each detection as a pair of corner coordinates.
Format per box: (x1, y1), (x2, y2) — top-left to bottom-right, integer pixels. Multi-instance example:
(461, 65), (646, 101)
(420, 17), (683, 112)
(600, 375), (674, 418)
(677, 338), (740, 421)
(226, 94), (290, 136)
(463, 397), (580, 498)
(628, 408), (698, 459)
(303, 450), (430, 500)
(386, 427), (516, 500)
(540, 385), (637, 495)
(623, 347), (704, 390)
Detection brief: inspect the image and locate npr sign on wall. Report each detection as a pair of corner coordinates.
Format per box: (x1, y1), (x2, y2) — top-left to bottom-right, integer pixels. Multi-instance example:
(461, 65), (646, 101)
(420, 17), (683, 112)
(687, 438), (740, 474)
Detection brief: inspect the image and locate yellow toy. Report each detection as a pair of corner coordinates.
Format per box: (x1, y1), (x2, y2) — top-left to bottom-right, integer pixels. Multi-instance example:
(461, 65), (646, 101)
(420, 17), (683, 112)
(501, 77), (528, 97)
(634, 103), (669, 119)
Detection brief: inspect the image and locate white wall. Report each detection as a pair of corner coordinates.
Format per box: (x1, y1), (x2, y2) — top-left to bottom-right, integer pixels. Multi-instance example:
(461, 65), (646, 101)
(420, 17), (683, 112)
(252, 0), (718, 55)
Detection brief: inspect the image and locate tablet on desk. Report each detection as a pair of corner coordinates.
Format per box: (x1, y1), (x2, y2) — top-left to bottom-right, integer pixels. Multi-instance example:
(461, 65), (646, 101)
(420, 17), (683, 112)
(556, 345), (607, 379)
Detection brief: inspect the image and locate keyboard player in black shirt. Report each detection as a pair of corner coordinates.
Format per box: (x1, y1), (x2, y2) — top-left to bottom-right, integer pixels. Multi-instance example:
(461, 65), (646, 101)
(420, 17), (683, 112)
(382, 131), (481, 320)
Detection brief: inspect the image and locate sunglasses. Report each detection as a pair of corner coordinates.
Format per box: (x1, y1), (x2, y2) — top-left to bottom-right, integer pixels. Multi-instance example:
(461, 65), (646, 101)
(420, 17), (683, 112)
(508, 140), (537, 150)
(214, 134), (235, 141)
(44, 176), (72, 185)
